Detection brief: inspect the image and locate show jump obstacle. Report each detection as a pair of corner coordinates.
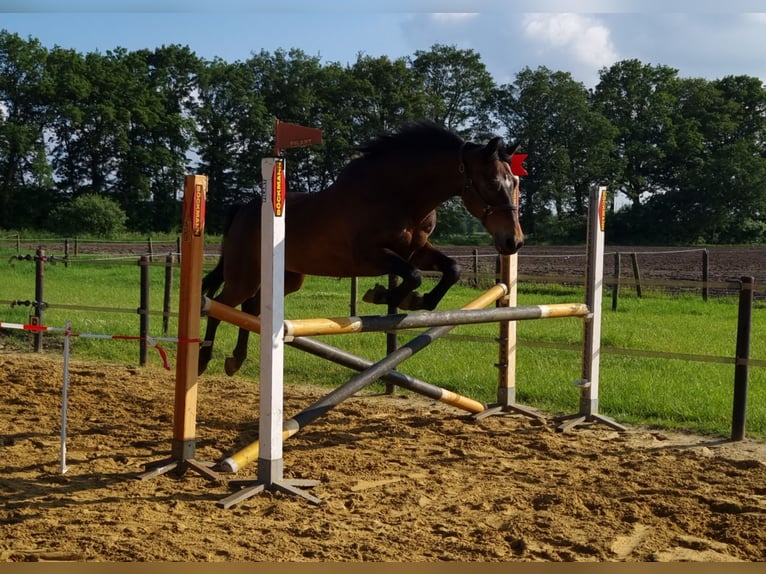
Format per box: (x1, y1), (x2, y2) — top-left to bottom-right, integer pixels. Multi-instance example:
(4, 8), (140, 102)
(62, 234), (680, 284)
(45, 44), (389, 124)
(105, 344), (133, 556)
(141, 120), (621, 507)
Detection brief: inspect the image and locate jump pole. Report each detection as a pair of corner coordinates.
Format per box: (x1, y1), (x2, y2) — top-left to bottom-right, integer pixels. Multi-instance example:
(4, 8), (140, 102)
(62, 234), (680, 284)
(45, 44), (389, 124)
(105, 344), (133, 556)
(139, 175), (223, 482)
(556, 185), (626, 432)
(204, 297), (590, 337)
(217, 283), (510, 495)
(202, 298), (489, 415)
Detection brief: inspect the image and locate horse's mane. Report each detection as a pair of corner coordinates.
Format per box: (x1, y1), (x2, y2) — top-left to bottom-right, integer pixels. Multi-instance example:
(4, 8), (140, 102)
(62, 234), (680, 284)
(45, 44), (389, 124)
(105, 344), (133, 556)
(356, 121), (464, 160)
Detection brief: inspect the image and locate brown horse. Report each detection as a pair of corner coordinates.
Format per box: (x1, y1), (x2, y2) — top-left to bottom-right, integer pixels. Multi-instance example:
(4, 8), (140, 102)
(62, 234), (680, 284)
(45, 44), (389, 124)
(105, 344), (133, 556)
(198, 121), (525, 376)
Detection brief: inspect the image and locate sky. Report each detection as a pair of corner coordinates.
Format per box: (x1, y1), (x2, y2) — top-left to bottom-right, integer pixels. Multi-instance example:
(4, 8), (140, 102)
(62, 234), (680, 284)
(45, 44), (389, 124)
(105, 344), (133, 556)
(1, 1), (766, 90)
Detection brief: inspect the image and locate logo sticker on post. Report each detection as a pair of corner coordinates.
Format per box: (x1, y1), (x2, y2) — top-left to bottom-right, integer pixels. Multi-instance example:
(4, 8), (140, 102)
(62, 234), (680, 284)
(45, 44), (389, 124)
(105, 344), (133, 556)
(598, 188), (607, 232)
(193, 183), (206, 236)
(272, 159), (285, 217)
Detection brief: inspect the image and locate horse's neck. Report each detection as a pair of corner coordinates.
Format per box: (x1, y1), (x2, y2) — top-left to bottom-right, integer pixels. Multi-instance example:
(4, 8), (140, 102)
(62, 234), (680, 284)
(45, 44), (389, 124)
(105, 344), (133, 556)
(410, 160), (465, 212)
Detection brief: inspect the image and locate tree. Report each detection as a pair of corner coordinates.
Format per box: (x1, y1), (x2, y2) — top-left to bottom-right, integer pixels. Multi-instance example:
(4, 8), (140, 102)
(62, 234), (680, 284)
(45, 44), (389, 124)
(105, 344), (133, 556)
(0, 31), (54, 229)
(409, 44), (497, 138)
(48, 193), (126, 237)
(193, 57), (270, 232)
(650, 75), (766, 243)
(592, 59), (679, 210)
(496, 66), (618, 241)
(115, 45), (200, 232)
(46, 48), (131, 199)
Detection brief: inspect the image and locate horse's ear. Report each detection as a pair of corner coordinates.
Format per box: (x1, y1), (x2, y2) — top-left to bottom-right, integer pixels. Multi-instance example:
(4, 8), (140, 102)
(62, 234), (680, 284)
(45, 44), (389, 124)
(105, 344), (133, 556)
(482, 137), (504, 160)
(507, 141), (521, 155)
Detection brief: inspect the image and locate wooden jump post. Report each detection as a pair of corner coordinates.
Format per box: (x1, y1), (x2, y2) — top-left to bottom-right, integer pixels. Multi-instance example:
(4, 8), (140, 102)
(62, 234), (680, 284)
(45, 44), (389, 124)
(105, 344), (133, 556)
(138, 175), (223, 482)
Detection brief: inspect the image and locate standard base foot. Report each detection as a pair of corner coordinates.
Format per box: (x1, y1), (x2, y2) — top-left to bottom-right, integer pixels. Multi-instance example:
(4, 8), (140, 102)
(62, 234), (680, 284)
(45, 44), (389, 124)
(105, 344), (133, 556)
(137, 457), (224, 483)
(554, 412), (627, 433)
(473, 402), (547, 422)
(217, 478), (321, 509)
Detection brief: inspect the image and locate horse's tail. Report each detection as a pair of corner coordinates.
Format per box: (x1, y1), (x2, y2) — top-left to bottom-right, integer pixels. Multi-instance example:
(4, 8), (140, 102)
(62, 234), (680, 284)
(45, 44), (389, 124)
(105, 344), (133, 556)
(201, 203), (244, 298)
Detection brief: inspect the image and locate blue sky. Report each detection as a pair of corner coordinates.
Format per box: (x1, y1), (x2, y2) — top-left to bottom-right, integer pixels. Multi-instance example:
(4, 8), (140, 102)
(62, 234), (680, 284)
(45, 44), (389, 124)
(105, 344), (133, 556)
(1, 1), (765, 88)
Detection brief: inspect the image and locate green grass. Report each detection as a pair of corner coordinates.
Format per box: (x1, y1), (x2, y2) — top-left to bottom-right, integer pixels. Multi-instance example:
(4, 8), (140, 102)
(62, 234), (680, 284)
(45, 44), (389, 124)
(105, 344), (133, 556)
(1, 251), (764, 440)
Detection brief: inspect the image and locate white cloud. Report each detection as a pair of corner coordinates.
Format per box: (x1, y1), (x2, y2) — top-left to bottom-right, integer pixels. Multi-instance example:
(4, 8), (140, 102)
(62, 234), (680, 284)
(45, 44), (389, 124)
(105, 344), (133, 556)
(522, 13), (618, 71)
(430, 13), (479, 23)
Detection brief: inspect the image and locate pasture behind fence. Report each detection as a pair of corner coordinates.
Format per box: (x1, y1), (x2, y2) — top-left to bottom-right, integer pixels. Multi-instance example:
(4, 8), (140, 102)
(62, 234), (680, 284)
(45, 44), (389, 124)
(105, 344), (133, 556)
(1, 239), (764, 440)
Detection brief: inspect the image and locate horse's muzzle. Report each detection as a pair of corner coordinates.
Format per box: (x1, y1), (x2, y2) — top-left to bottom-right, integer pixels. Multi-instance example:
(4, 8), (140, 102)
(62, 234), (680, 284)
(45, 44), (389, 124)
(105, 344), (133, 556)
(495, 232), (525, 255)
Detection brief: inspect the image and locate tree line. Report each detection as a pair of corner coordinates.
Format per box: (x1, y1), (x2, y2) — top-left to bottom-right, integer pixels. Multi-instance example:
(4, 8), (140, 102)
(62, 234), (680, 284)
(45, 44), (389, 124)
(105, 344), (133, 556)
(1, 29), (765, 244)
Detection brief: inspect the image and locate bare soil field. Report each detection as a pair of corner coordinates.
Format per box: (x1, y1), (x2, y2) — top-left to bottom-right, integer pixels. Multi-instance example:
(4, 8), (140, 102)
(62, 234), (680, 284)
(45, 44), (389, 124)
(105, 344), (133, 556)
(1, 352), (766, 563)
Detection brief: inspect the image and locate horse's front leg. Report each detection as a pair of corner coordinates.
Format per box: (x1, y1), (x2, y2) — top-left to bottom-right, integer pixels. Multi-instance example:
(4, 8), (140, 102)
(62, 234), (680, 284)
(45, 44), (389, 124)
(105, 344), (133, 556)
(362, 249), (423, 310)
(399, 243), (460, 311)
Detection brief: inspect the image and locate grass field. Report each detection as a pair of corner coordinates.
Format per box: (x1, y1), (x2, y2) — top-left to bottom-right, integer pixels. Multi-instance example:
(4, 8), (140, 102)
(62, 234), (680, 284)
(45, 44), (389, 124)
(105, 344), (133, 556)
(1, 252), (764, 440)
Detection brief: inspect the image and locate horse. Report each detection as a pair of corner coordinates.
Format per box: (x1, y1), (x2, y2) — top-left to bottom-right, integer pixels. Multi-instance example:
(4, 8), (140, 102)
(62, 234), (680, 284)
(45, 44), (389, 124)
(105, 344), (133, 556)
(198, 121), (525, 376)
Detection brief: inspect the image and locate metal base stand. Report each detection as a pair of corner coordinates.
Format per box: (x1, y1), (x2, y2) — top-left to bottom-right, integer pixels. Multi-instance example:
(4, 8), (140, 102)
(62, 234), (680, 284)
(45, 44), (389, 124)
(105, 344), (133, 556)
(137, 457), (224, 483)
(137, 439), (224, 483)
(473, 401), (547, 421)
(554, 412), (627, 433)
(217, 478), (321, 509)
(472, 387), (547, 422)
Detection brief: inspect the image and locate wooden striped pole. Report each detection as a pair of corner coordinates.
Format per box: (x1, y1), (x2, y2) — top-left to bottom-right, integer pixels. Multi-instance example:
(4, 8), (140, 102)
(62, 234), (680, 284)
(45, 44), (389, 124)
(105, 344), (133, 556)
(205, 294), (589, 338)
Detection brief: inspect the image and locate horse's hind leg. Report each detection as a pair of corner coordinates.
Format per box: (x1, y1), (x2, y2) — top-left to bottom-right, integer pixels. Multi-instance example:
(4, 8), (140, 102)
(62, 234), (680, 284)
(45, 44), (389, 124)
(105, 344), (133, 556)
(223, 271), (304, 376)
(401, 243), (460, 310)
(362, 249), (424, 309)
(199, 313), (222, 375)
(224, 295), (259, 376)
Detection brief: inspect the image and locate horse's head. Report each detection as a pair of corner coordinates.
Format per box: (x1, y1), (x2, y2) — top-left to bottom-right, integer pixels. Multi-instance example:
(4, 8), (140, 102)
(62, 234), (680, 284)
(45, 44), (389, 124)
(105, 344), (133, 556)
(459, 137), (525, 255)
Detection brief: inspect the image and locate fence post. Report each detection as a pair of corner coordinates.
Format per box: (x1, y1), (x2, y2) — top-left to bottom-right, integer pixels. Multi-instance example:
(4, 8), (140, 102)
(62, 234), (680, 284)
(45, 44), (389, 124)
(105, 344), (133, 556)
(731, 276), (754, 441)
(630, 252), (642, 298)
(702, 249), (709, 302)
(163, 253), (174, 334)
(612, 251), (621, 311)
(139, 255), (150, 366)
(349, 277), (358, 316)
(147, 237), (154, 263)
(33, 247), (45, 353)
(472, 248), (479, 288)
(385, 274), (398, 394)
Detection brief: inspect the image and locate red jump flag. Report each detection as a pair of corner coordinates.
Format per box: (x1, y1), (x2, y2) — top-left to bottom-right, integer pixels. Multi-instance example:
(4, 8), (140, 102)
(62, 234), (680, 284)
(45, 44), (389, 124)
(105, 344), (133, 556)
(274, 120), (322, 155)
(510, 153), (528, 176)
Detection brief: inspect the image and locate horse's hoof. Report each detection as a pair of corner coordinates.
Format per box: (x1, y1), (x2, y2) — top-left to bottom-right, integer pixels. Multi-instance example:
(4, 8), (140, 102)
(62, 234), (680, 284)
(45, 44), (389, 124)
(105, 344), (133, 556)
(224, 357), (242, 376)
(398, 292), (425, 311)
(362, 283), (387, 305)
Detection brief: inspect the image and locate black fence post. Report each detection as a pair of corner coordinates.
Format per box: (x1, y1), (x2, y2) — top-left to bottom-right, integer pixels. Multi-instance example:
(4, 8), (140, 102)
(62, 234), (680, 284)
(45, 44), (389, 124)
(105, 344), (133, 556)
(612, 251), (621, 311)
(33, 247), (45, 352)
(630, 252), (642, 298)
(702, 249), (710, 302)
(139, 255), (150, 366)
(349, 277), (358, 316)
(385, 274), (398, 395)
(731, 276), (754, 441)
(163, 253), (174, 335)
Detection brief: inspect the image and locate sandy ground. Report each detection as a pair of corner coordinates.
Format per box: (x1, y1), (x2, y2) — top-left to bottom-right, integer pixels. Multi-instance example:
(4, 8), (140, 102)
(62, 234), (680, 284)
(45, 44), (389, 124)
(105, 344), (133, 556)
(1, 351), (765, 562)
